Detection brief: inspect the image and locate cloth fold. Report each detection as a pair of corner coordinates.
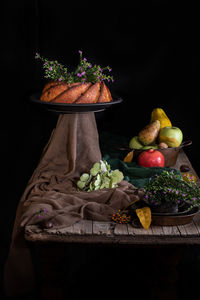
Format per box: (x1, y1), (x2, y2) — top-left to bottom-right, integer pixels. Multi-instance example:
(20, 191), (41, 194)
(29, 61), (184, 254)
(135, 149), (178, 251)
(4, 112), (140, 296)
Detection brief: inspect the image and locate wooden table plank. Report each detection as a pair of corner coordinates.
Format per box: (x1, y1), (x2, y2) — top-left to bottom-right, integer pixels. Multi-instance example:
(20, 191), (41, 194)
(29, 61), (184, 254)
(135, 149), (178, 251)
(127, 223), (151, 235)
(177, 225), (188, 236)
(92, 221), (114, 236)
(162, 226), (180, 236)
(192, 214), (200, 235)
(183, 220), (199, 236)
(114, 223), (128, 235)
(73, 220), (93, 235)
(175, 149), (199, 180)
(151, 225), (164, 236)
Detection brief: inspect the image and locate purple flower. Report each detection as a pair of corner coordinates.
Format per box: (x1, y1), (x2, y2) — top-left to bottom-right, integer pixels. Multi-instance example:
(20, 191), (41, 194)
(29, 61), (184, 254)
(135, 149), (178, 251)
(83, 58), (87, 61)
(35, 52), (39, 59)
(175, 190), (179, 195)
(144, 194), (149, 199)
(108, 68), (112, 72)
(58, 77), (62, 81)
(193, 197), (197, 201)
(88, 64), (92, 68)
(77, 71), (86, 77)
(78, 50), (82, 54)
(182, 193), (185, 197)
(49, 66), (53, 71)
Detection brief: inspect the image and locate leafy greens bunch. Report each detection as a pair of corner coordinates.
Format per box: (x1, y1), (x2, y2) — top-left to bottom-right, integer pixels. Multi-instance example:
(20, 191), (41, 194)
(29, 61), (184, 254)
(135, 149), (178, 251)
(77, 160), (124, 192)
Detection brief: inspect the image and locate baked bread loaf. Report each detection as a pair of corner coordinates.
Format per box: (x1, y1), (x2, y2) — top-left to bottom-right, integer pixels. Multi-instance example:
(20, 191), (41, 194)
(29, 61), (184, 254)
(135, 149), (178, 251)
(40, 81), (112, 103)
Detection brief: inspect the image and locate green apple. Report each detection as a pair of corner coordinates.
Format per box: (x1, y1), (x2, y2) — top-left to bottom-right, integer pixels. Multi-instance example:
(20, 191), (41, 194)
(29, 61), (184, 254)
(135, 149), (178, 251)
(142, 145), (158, 150)
(159, 126), (183, 147)
(129, 136), (143, 149)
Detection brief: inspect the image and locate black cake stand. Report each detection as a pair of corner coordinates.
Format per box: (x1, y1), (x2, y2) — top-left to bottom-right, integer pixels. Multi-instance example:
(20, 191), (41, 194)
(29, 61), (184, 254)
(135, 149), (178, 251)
(30, 92), (123, 114)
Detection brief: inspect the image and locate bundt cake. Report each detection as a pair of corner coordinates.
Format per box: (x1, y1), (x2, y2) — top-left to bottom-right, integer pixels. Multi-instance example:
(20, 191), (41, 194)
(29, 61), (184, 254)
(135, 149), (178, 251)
(40, 81), (112, 103)
(36, 51), (114, 104)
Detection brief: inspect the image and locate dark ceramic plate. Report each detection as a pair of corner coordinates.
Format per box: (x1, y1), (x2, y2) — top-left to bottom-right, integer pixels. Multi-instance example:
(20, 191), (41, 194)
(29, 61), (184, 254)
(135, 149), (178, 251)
(30, 92), (123, 114)
(151, 206), (199, 226)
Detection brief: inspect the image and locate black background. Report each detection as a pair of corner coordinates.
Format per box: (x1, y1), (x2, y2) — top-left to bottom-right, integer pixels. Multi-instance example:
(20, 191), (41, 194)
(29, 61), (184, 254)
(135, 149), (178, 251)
(1, 1), (200, 298)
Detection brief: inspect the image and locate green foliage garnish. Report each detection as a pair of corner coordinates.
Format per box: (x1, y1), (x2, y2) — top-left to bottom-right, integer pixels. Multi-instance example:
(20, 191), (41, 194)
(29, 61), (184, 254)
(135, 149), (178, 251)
(144, 170), (200, 209)
(77, 160), (124, 192)
(35, 53), (69, 82)
(35, 50), (114, 84)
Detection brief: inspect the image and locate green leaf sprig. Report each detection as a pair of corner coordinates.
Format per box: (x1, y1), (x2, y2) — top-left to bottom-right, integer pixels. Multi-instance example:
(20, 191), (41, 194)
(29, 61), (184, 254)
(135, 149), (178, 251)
(77, 160), (124, 192)
(35, 50), (114, 84)
(35, 52), (69, 82)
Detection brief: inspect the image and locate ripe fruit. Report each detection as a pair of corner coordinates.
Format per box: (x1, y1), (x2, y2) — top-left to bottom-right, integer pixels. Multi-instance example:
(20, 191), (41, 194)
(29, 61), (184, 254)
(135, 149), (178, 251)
(138, 149), (165, 167)
(138, 120), (160, 146)
(159, 126), (183, 148)
(150, 108), (172, 130)
(129, 136), (143, 149)
(158, 142), (168, 149)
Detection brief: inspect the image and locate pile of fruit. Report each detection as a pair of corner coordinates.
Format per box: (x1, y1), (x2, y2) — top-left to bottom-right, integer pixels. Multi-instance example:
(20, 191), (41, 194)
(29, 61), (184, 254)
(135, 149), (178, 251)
(125, 108), (183, 167)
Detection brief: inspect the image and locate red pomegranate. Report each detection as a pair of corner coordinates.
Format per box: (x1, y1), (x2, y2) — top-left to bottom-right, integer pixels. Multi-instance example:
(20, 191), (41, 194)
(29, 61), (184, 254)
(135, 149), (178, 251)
(138, 149), (165, 167)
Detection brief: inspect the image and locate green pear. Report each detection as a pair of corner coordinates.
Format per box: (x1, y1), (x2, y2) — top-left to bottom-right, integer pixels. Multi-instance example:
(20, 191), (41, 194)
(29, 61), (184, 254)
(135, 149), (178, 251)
(138, 120), (160, 146)
(129, 136), (144, 149)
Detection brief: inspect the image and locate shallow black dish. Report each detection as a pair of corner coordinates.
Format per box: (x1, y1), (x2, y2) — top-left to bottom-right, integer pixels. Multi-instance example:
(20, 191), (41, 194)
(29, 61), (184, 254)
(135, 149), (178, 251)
(30, 92), (123, 114)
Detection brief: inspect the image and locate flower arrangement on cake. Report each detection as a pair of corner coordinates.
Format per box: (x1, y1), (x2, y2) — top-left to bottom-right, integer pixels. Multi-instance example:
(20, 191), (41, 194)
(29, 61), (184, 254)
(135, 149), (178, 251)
(35, 50), (114, 103)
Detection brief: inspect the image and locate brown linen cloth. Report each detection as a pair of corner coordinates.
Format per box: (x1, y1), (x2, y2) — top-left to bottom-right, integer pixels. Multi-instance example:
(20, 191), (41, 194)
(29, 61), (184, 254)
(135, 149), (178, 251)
(4, 112), (140, 296)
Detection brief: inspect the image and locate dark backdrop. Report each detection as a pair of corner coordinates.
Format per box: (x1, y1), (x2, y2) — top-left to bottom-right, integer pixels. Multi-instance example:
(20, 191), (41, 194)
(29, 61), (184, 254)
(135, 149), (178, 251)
(1, 0), (200, 298)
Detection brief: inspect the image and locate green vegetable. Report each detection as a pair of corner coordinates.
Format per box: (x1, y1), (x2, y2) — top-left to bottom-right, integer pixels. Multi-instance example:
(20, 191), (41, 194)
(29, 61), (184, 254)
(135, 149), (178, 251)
(77, 160), (124, 192)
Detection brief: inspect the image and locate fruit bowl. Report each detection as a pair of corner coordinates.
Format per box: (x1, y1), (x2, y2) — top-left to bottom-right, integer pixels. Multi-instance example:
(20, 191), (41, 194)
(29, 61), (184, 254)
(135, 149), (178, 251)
(135, 140), (192, 167)
(118, 140), (192, 167)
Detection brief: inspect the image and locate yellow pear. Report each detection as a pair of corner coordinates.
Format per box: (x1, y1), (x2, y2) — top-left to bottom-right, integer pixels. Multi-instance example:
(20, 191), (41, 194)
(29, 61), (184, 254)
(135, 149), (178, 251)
(150, 108), (172, 130)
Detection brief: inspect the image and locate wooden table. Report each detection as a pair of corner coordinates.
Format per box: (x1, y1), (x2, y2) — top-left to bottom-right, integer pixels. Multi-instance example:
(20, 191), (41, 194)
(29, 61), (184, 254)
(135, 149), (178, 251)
(25, 150), (200, 246)
(24, 150), (200, 300)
